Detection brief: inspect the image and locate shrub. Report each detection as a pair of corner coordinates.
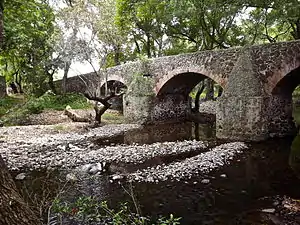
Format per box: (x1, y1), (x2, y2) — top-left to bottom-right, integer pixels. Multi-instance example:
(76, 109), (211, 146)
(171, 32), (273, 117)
(34, 93), (93, 111)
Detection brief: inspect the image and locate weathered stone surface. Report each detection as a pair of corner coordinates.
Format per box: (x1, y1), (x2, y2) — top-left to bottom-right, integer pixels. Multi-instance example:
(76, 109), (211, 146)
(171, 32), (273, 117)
(217, 96), (269, 141)
(0, 76), (6, 98)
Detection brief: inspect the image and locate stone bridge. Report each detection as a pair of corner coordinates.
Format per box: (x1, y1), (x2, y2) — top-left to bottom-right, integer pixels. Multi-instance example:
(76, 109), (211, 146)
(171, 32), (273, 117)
(65, 40), (300, 141)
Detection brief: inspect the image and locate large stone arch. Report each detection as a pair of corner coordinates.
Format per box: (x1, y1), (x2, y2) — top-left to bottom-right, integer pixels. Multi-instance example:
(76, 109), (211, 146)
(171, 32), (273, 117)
(271, 66), (300, 96)
(267, 65), (300, 137)
(155, 67), (226, 96)
(267, 55), (300, 95)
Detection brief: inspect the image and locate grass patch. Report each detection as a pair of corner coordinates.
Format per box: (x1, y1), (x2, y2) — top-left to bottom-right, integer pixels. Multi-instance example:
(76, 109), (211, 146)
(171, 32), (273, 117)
(0, 95), (25, 117)
(52, 124), (68, 132)
(33, 93), (93, 111)
(0, 93), (93, 126)
(102, 111), (124, 124)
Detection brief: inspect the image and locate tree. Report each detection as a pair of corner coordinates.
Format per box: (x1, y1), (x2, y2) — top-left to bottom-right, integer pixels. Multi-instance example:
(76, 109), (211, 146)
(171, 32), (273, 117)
(116, 0), (171, 58)
(235, 0), (300, 42)
(53, 0), (127, 123)
(0, 1), (41, 224)
(0, 0), (56, 96)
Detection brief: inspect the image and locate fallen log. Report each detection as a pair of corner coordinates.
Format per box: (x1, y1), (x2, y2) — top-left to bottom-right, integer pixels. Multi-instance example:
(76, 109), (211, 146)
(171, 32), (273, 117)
(64, 106), (91, 122)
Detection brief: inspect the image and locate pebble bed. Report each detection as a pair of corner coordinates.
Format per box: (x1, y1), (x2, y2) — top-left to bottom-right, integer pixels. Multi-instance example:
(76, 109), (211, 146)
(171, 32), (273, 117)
(0, 123), (140, 145)
(0, 133), (208, 170)
(1, 123), (247, 183)
(129, 142), (247, 182)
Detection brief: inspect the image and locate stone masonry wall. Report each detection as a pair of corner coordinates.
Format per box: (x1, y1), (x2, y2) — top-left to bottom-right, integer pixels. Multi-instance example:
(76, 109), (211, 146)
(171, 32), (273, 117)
(217, 96), (269, 141)
(267, 95), (296, 137)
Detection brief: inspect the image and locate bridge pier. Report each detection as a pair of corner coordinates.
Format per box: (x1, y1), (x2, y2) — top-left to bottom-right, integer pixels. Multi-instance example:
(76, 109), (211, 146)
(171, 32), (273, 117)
(217, 95), (296, 141)
(216, 96), (269, 141)
(124, 93), (191, 124)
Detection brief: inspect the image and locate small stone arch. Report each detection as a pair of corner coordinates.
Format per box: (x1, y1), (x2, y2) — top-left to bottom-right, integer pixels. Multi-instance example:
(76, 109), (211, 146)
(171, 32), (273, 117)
(100, 80), (127, 96)
(100, 75), (125, 88)
(155, 67), (226, 96)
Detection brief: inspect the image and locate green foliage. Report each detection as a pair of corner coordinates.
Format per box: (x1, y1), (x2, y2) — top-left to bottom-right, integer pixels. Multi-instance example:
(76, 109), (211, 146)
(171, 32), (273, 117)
(1, 0), (57, 95)
(293, 104), (300, 126)
(25, 100), (44, 114)
(1, 0), (299, 98)
(34, 93), (92, 111)
(116, 0), (300, 61)
(51, 196), (181, 225)
(0, 93), (92, 125)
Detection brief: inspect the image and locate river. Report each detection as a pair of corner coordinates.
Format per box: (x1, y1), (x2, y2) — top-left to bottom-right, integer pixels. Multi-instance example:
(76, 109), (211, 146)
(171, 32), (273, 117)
(12, 122), (300, 224)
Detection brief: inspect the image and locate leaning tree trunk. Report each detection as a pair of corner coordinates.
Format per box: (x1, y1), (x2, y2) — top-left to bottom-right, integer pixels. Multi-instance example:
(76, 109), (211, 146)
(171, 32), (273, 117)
(47, 71), (57, 94)
(0, 156), (41, 225)
(217, 85), (223, 97)
(84, 92), (123, 125)
(94, 101), (111, 124)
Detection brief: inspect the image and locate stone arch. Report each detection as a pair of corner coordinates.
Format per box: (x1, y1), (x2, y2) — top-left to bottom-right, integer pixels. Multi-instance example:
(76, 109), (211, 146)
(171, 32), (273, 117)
(100, 80), (127, 96)
(271, 66), (300, 96)
(267, 55), (300, 95)
(100, 75), (125, 88)
(100, 79), (127, 111)
(155, 68), (226, 97)
(268, 65), (300, 137)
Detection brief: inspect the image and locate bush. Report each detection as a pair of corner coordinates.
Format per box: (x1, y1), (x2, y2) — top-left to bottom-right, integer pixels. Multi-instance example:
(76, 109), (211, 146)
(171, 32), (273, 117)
(25, 101), (44, 114)
(33, 92), (93, 111)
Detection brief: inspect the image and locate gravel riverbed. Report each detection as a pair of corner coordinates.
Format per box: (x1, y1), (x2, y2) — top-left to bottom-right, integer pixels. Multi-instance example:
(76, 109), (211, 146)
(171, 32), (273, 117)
(0, 123), (247, 182)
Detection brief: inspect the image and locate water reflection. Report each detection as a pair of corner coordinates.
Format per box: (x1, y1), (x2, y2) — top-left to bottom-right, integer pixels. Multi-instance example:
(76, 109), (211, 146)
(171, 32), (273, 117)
(289, 134), (300, 179)
(95, 122), (216, 146)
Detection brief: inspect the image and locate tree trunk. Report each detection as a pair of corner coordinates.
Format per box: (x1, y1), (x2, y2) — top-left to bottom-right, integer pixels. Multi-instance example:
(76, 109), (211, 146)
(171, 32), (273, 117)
(94, 102), (111, 123)
(15, 73), (23, 94)
(205, 79), (214, 101)
(0, 156), (41, 225)
(194, 123), (199, 141)
(146, 33), (151, 58)
(47, 71), (57, 94)
(62, 61), (71, 94)
(193, 82), (205, 112)
(113, 45), (121, 66)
